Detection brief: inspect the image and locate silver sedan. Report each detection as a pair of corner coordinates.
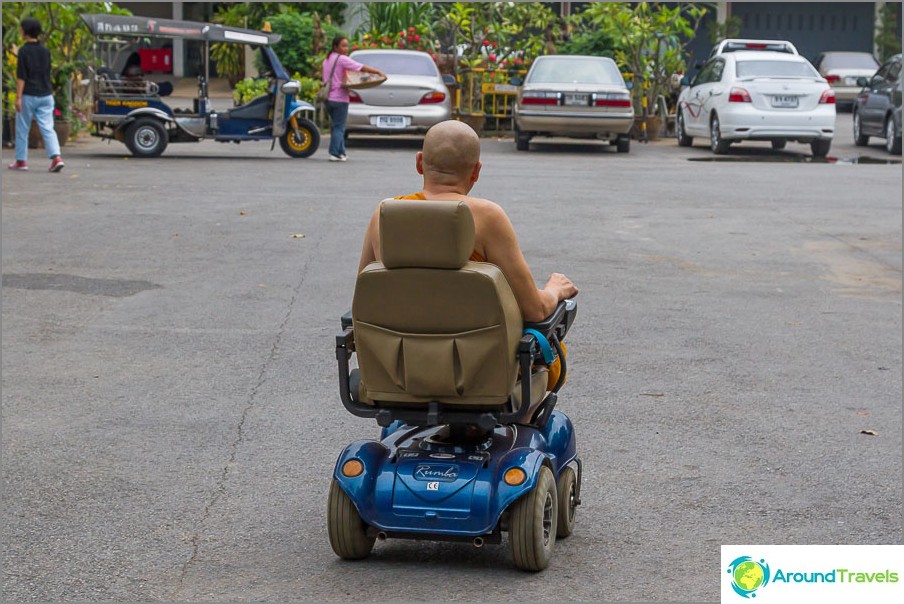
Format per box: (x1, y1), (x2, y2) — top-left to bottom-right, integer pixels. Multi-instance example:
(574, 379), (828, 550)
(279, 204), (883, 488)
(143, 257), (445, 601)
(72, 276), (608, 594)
(346, 49), (452, 135)
(513, 55), (635, 152)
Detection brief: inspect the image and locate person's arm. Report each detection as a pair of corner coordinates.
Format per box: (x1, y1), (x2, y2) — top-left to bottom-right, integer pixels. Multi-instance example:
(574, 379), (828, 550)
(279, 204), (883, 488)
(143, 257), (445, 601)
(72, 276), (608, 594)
(15, 78), (24, 112)
(479, 203), (578, 322)
(360, 64), (386, 79)
(340, 55), (386, 80)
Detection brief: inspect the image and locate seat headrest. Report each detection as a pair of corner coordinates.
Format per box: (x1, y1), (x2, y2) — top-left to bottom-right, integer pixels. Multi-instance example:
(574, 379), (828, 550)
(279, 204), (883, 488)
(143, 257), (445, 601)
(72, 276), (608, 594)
(379, 199), (476, 269)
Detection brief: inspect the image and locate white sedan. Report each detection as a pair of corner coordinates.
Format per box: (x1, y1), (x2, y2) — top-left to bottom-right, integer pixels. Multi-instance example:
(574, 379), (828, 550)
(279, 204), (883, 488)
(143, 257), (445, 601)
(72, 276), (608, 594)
(676, 51), (836, 157)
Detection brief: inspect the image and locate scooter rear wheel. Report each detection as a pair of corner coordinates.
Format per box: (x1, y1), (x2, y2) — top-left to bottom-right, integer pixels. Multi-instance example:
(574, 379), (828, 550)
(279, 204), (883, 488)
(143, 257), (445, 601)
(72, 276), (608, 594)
(556, 466), (577, 538)
(509, 465), (557, 571)
(327, 479), (375, 559)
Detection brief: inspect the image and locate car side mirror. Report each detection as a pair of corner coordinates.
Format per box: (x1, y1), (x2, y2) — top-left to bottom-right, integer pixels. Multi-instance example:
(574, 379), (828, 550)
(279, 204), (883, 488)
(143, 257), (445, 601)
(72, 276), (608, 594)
(442, 74), (457, 87)
(508, 76), (524, 86)
(856, 76), (869, 87)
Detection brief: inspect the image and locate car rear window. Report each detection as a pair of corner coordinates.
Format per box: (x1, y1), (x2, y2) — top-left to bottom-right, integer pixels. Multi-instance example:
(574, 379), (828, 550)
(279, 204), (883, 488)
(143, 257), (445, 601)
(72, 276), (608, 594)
(735, 60), (819, 79)
(350, 53), (437, 76)
(527, 58), (624, 85)
(820, 53), (879, 70)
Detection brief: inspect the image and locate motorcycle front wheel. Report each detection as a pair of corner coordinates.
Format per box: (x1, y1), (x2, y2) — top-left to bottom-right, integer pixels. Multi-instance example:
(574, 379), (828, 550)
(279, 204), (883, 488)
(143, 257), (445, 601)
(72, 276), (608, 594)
(279, 116), (320, 158)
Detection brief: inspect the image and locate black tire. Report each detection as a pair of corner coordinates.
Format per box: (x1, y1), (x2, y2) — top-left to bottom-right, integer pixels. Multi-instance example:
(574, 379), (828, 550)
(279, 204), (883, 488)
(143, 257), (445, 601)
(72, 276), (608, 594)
(509, 465), (557, 572)
(124, 117), (168, 157)
(515, 126), (530, 151)
(709, 114), (730, 155)
(616, 135), (630, 153)
(853, 111), (869, 146)
(676, 111), (693, 147)
(555, 466), (577, 538)
(327, 479), (375, 560)
(885, 117), (902, 155)
(771, 139), (787, 150)
(279, 116), (320, 158)
(811, 139), (832, 158)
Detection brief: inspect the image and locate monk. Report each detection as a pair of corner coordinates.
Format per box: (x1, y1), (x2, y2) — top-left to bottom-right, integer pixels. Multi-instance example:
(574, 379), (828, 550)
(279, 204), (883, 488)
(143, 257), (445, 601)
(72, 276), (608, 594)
(357, 119), (578, 323)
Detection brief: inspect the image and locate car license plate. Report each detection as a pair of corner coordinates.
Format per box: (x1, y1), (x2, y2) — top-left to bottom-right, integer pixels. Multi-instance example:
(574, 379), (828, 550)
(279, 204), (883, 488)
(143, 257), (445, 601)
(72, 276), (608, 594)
(563, 93), (588, 106)
(374, 115), (408, 129)
(771, 95), (799, 108)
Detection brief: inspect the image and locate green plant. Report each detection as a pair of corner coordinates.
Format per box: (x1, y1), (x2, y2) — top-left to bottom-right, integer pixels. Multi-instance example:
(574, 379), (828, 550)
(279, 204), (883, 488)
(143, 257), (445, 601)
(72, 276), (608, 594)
(269, 11), (342, 78)
(584, 2), (708, 116)
(875, 2), (902, 62)
(2, 2), (132, 122)
(232, 77), (270, 104)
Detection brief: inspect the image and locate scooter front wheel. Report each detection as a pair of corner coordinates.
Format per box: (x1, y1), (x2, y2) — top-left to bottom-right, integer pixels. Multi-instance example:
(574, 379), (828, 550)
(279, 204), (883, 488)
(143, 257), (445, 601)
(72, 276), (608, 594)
(279, 116), (320, 158)
(327, 479), (375, 560)
(509, 465), (557, 571)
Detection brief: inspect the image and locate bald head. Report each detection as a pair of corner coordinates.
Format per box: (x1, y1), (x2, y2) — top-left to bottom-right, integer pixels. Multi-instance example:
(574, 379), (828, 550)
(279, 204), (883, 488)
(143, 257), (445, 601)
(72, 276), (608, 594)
(419, 120), (481, 187)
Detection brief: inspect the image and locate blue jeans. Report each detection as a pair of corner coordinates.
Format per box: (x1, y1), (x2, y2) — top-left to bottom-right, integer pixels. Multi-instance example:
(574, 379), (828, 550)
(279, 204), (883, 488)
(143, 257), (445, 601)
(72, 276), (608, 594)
(326, 100), (348, 157)
(15, 94), (61, 161)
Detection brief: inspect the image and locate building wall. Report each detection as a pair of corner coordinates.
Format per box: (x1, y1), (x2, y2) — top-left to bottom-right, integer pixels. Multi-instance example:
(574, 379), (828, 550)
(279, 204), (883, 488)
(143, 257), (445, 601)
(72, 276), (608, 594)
(730, 2), (877, 62)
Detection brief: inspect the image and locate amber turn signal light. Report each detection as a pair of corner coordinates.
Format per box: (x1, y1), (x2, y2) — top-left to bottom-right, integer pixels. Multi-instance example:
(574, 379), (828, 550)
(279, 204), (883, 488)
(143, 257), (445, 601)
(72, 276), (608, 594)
(504, 468), (526, 486)
(342, 459), (364, 478)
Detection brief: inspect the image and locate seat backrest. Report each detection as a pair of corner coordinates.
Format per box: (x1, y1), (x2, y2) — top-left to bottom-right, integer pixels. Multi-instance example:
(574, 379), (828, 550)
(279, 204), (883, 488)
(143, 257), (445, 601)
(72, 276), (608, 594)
(352, 199), (522, 407)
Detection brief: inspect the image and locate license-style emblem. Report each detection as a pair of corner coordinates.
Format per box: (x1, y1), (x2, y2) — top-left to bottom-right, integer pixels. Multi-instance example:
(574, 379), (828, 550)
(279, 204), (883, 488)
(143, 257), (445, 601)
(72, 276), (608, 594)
(414, 464), (460, 482)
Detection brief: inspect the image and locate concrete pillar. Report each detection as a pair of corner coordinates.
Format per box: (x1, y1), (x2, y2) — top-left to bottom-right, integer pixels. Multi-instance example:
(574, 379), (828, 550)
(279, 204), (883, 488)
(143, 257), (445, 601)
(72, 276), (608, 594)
(172, 1), (184, 77)
(717, 2), (730, 24)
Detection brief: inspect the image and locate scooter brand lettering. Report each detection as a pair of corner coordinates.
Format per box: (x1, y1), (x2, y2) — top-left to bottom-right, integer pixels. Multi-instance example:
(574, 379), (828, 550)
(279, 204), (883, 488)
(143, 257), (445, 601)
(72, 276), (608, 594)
(414, 464), (460, 482)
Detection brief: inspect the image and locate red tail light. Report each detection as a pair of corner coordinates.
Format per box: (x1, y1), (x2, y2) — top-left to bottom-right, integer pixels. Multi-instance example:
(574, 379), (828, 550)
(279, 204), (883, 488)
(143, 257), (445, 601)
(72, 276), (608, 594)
(594, 92), (632, 107)
(819, 89), (836, 104)
(825, 74), (841, 83)
(744, 43), (768, 49)
(348, 90), (362, 103)
(521, 92), (558, 105)
(728, 87), (752, 102)
(419, 91), (446, 104)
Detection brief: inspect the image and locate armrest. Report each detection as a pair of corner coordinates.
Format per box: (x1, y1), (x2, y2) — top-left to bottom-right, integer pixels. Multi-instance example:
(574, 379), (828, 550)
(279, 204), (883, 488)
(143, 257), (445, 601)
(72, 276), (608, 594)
(340, 309), (353, 330)
(523, 298), (577, 340)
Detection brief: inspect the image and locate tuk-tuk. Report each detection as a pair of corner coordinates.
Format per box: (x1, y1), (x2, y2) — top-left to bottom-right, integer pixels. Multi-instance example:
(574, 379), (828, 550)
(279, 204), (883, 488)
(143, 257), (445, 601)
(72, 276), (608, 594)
(80, 14), (319, 158)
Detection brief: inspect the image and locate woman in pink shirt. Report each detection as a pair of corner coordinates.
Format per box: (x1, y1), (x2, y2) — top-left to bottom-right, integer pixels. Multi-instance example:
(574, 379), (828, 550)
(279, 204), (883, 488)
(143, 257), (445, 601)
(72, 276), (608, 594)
(321, 35), (386, 162)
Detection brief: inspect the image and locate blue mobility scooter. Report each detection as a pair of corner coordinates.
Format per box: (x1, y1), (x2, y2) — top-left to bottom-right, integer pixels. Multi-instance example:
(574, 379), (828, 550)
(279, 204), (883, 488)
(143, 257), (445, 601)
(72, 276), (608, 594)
(331, 199), (580, 571)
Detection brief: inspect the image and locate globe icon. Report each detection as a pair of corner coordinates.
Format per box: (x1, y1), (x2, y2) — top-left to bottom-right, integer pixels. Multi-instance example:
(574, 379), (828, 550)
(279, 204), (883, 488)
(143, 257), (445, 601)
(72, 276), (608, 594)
(733, 560), (765, 592)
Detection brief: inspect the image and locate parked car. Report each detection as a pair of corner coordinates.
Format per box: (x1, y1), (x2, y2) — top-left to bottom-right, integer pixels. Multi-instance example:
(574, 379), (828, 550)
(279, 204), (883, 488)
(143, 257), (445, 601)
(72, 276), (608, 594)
(512, 55), (634, 152)
(708, 38), (799, 59)
(346, 49), (452, 135)
(812, 51), (880, 108)
(851, 53), (902, 155)
(676, 51), (836, 157)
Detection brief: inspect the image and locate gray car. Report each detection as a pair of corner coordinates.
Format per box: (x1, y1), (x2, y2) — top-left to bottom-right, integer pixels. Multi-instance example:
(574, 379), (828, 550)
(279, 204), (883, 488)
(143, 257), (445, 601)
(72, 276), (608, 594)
(852, 53), (902, 155)
(346, 49), (452, 135)
(512, 55), (634, 152)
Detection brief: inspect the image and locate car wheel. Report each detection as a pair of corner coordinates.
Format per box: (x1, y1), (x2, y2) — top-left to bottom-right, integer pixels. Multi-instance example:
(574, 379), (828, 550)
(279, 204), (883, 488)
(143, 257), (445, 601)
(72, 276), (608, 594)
(509, 465), (557, 572)
(279, 117), (320, 158)
(676, 111), (693, 147)
(811, 139), (832, 158)
(885, 117), (902, 155)
(771, 140), (787, 150)
(515, 126), (531, 151)
(327, 479), (375, 560)
(709, 114), (730, 155)
(555, 466), (577, 538)
(124, 117), (168, 158)
(616, 134), (630, 153)
(853, 111), (869, 146)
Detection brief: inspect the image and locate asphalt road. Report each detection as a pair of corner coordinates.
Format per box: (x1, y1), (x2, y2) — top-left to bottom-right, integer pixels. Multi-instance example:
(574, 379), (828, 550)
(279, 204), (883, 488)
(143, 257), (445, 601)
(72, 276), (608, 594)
(2, 112), (901, 602)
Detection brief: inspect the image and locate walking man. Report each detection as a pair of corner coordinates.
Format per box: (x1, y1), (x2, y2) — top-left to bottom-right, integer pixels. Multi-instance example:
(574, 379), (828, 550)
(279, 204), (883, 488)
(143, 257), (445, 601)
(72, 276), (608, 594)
(9, 17), (64, 172)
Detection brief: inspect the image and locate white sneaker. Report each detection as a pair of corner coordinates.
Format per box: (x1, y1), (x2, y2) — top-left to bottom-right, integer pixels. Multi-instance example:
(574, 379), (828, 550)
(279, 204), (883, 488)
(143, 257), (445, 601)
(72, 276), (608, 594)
(329, 154), (346, 162)
(339, 153), (348, 160)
